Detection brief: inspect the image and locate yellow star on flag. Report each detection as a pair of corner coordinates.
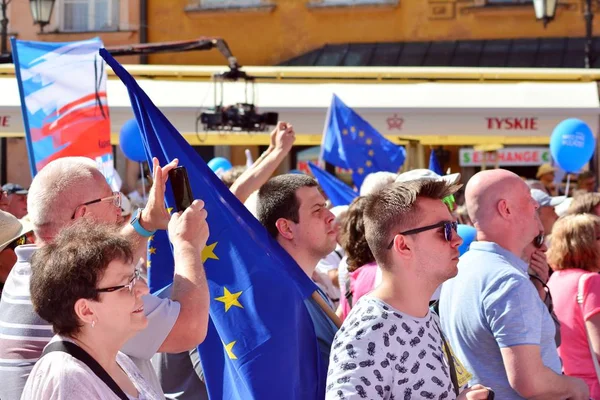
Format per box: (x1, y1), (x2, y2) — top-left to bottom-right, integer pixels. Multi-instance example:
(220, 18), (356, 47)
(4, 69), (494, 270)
(202, 242), (219, 263)
(359, 131), (365, 138)
(358, 168), (364, 175)
(368, 150), (374, 157)
(148, 235), (154, 242)
(166, 207), (174, 214)
(225, 341), (238, 360)
(366, 160), (372, 167)
(148, 247), (157, 255)
(215, 287), (244, 312)
(366, 138), (373, 145)
(350, 126), (356, 133)
(147, 260), (151, 268)
(342, 129), (348, 135)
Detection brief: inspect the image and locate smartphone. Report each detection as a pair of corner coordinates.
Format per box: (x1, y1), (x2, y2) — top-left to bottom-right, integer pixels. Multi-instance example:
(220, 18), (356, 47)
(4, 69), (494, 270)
(486, 389), (495, 400)
(168, 166), (194, 212)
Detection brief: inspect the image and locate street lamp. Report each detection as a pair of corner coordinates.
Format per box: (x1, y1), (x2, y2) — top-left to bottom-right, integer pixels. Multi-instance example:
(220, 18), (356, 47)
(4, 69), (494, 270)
(29, 0), (56, 33)
(534, 0), (594, 68)
(533, 0), (558, 27)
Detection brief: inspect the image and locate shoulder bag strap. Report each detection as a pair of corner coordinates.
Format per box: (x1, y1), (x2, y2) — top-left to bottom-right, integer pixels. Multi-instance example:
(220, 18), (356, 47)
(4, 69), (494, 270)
(432, 317), (459, 396)
(344, 276), (353, 309)
(42, 341), (130, 400)
(577, 274), (600, 384)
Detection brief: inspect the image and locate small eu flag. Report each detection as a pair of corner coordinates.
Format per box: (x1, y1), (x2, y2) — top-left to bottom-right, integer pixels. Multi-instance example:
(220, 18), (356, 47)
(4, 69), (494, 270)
(308, 162), (358, 207)
(100, 49), (325, 400)
(321, 94), (406, 189)
(428, 149), (444, 176)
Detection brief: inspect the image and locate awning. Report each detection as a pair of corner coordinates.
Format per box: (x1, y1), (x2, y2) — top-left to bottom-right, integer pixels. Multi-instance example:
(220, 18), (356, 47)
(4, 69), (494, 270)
(0, 77), (598, 145)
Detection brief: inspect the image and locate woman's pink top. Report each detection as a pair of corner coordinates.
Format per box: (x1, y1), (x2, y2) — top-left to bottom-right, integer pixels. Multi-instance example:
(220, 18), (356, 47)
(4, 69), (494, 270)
(548, 269), (600, 399)
(339, 262), (378, 322)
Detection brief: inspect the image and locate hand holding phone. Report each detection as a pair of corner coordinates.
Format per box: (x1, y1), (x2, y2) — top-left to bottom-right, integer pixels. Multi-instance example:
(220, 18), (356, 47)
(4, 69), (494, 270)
(168, 166), (194, 212)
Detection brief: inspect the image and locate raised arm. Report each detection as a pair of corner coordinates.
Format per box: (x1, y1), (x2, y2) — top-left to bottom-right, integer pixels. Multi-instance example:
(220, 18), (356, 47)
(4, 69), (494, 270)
(230, 122), (295, 203)
(158, 199), (210, 352)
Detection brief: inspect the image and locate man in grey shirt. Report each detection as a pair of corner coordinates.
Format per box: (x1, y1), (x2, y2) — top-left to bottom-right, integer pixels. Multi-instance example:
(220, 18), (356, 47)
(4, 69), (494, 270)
(0, 156), (211, 400)
(439, 169), (588, 400)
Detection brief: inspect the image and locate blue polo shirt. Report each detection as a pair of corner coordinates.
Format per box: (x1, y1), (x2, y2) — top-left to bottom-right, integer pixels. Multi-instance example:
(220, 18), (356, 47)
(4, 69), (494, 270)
(439, 241), (561, 400)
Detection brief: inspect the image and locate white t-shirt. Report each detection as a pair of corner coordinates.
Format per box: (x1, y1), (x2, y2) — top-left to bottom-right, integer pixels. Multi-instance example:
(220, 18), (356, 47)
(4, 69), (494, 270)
(326, 296), (456, 400)
(21, 337), (164, 400)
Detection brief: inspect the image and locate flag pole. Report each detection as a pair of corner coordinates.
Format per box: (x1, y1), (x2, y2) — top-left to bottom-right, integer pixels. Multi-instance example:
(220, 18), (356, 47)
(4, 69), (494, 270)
(311, 291), (342, 328)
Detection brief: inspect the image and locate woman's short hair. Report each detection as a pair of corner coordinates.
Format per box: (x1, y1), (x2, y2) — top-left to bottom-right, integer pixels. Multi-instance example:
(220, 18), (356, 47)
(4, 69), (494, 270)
(547, 214), (600, 272)
(30, 219), (133, 336)
(341, 196), (375, 272)
(567, 192), (600, 216)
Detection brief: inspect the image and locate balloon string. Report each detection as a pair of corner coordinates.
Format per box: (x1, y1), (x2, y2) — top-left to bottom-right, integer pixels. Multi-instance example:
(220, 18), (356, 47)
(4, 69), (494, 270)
(565, 174), (570, 198)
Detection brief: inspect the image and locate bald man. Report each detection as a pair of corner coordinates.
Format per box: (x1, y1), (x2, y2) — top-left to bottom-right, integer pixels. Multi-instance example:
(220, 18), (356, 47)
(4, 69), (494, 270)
(439, 169), (589, 400)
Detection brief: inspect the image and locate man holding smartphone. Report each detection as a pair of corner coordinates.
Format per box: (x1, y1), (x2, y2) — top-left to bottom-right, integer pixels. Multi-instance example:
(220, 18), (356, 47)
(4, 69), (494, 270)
(0, 156), (211, 400)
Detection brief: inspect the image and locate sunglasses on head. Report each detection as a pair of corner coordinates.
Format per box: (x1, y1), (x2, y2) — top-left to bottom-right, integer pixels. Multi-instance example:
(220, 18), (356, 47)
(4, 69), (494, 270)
(387, 221), (458, 250)
(6, 235), (27, 251)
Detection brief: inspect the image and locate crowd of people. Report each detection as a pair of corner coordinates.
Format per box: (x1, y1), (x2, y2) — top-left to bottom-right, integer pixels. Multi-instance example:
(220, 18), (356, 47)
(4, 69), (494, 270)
(0, 121), (599, 399)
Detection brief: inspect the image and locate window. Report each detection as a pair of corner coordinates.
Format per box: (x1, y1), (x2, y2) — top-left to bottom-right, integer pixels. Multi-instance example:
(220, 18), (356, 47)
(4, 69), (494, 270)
(485, 0), (532, 4)
(60, 0), (120, 32)
(200, 0), (263, 7)
(312, 0), (396, 6)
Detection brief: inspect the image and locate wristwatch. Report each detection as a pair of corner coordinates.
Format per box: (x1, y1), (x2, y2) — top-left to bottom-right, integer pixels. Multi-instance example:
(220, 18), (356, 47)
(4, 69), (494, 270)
(130, 208), (156, 237)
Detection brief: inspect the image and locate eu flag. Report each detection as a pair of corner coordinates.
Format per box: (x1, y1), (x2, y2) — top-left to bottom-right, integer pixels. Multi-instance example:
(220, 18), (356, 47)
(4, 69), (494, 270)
(308, 162), (358, 207)
(321, 94), (406, 188)
(428, 149), (443, 175)
(100, 49), (324, 400)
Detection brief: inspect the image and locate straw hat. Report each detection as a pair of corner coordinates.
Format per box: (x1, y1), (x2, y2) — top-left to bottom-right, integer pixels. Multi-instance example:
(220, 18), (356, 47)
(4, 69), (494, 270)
(0, 210), (33, 252)
(536, 164), (556, 179)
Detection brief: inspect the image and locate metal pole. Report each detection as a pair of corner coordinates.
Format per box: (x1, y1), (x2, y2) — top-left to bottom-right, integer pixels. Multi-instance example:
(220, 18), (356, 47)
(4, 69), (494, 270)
(0, 0), (7, 184)
(584, 0), (593, 68)
(0, 0), (8, 55)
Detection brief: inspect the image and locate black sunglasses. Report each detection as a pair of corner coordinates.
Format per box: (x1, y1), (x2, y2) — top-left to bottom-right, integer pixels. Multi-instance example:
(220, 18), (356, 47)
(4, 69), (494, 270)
(387, 221), (458, 250)
(534, 233), (545, 249)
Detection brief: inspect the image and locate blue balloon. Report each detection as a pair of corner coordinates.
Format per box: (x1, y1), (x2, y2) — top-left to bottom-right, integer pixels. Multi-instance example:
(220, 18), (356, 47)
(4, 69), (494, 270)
(457, 224), (477, 256)
(207, 157), (232, 174)
(550, 118), (596, 173)
(119, 119), (146, 162)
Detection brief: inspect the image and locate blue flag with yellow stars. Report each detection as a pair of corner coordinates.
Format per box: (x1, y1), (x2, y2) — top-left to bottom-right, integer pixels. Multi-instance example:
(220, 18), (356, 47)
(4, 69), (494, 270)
(321, 94), (406, 189)
(308, 162), (358, 207)
(100, 49), (325, 400)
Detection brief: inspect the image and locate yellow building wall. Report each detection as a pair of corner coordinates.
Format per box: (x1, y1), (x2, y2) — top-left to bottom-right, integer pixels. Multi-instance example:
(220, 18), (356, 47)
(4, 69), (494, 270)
(148, 0), (592, 66)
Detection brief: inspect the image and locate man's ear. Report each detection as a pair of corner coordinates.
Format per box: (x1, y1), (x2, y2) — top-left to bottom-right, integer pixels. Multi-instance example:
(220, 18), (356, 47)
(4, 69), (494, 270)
(391, 234), (412, 260)
(275, 218), (294, 240)
(497, 199), (510, 219)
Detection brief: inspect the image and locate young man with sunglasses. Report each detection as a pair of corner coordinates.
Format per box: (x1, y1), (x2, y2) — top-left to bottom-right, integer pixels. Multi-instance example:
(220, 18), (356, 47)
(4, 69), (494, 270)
(0, 156), (211, 400)
(326, 179), (491, 400)
(439, 169), (589, 400)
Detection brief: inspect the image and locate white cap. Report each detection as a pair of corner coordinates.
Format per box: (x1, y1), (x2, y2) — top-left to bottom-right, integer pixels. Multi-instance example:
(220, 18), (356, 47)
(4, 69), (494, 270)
(530, 189), (566, 207)
(395, 169), (461, 186)
(120, 193), (132, 217)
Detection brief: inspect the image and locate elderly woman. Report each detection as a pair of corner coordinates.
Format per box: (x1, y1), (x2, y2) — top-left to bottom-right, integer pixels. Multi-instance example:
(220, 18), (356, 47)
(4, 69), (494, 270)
(21, 220), (162, 400)
(337, 196), (377, 321)
(547, 214), (600, 399)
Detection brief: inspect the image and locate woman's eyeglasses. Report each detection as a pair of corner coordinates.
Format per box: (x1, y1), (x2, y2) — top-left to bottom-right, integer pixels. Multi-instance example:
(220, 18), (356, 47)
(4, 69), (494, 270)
(96, 267), (141, 294)
(387, 221), (458, 250)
